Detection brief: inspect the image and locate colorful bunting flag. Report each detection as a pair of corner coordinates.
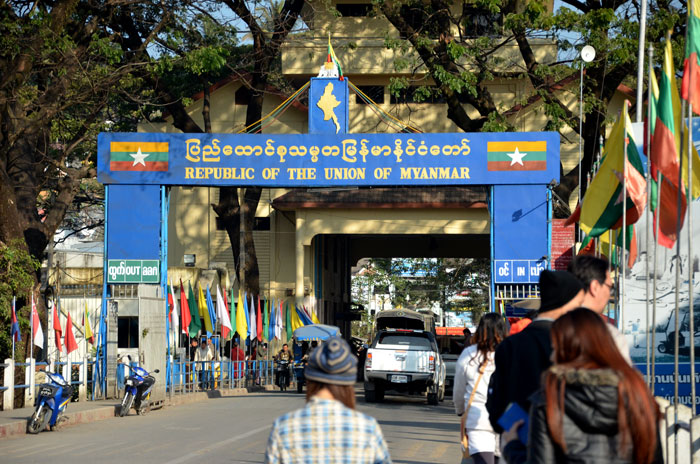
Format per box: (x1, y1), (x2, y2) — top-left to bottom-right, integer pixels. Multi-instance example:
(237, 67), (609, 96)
(187, 282), (201, 337)
(52, 300), (63, 352)
(236, 290), (248, 343)
(180, 279), (192, 335)
(216, 284), (232, 341)
(205, 285), (217, 336)
(262, 299), (269, 342)
(11, 296), (21, 343)
(683, 0), (700, 114)
(64, 311), (78, 354)
(83, 301), (94, 345)
(31, 295), (44, 349)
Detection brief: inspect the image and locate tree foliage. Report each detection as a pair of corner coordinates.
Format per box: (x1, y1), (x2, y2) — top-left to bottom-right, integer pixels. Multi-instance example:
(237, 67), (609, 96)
(375, 0), (687, 215)
(0, 240), (40, 361)
(352, 257), (490, 324)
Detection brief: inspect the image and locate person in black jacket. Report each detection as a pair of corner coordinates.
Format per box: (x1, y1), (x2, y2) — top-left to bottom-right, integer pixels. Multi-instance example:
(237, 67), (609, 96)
(502, 308), (662, 464)
(486, 270), (584, 433)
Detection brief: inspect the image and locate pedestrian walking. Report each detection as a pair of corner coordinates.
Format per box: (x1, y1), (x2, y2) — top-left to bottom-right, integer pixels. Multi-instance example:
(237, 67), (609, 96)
(453, 313), (508, 464)
(486, 270), (584, 432)
(502, 308), (662, 464)
(264, 336), (391, 464)
(568, 255), (632, 363)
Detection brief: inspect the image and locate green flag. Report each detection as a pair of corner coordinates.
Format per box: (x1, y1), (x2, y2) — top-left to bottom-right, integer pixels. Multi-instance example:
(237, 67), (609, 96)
(262, 299), (269, 342)
(187, 282), (201, 337)
(285, 302), (292, 340)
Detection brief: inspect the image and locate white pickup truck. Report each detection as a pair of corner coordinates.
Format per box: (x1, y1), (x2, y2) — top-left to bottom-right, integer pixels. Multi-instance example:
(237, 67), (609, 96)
(364, 329), (446, 405)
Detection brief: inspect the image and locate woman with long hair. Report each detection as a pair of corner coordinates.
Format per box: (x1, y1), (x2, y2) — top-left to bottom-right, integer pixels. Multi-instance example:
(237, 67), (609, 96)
(454, 312), (508, 464)
(503, 307), (661, 464)
(265, 336), (391, 463)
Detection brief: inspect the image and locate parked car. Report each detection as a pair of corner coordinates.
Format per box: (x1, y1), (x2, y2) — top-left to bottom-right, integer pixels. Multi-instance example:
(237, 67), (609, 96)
(364, 329), (446, 405)
(436, 327), (471, 393)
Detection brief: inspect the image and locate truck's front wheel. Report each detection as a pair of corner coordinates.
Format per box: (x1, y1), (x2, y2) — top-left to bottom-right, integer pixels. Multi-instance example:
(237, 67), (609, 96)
(365, 389), (377, 403)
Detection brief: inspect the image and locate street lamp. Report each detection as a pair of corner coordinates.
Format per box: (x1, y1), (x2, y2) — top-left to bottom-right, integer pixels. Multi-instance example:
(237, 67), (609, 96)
(578, 45), (596, 243)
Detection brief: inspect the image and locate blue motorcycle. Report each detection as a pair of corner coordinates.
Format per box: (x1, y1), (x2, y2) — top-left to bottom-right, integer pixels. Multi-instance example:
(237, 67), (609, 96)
(119, 363), (158, 417)
(27, 371), (72, 434)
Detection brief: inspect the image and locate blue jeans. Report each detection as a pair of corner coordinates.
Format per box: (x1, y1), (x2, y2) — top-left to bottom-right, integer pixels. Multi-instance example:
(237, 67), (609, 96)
(199, 370), (211, 389)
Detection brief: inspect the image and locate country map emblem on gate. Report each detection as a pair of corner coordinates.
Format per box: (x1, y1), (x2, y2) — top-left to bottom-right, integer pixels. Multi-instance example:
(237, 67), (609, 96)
(486, 141), (547, 171)
(109, 141), (169, 171)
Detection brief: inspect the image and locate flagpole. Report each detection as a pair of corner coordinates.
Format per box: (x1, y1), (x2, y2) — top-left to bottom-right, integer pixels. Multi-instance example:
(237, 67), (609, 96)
(673, 95), (686, 463)
(687, 90), (696, 415)
(621, 103), (629, 334)
(30, 294), (34, 362)
(635, 0), (648, 122)
(12, 296), (16, 362)
(652, 172), (663, 395)
(646, 44), (654, 388)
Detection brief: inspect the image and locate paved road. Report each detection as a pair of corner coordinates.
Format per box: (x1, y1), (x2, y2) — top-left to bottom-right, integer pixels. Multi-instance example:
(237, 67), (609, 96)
(0, 390), (461, 463)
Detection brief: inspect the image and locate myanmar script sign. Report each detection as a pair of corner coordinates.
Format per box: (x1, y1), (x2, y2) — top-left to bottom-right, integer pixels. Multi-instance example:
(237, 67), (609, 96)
(107, 259), (160, 283)
(97, 132), (559, 187)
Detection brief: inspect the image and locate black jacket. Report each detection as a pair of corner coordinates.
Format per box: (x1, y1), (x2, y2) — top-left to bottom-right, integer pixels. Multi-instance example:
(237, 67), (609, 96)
(503, 366), (663, 464)
(486, 319), (554, 432)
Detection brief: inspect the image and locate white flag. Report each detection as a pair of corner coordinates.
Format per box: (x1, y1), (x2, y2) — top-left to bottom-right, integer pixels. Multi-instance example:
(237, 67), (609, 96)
(31, 295), (44, 348)
(216, 284), (233, 340)
(169, 280), (179, 336)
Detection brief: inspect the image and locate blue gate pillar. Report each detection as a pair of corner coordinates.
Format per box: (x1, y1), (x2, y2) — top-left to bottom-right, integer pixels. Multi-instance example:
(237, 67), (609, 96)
(490, 184), (551, 314)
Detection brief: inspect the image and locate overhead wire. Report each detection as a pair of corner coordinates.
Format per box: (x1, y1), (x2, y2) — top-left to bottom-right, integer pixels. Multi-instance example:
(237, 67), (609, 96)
(348, 81), (422, 133)
(238, 81), (310, 134)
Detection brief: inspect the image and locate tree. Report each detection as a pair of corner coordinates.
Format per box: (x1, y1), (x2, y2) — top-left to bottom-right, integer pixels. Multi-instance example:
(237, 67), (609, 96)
(0, 240), (39, 362)
(351, 257), (490, 324)
(0, 0), (182, 345)
(152, 0), (306, 296)
(376, 0), (684, 215)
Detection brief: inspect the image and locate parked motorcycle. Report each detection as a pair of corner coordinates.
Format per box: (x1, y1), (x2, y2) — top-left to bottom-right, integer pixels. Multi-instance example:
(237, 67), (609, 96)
(27, 371), (73, 434)
(119, 361), (159, 417)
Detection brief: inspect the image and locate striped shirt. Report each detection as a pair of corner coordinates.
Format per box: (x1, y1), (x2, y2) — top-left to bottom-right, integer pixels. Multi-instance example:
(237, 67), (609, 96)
(264, 397), (392, 464)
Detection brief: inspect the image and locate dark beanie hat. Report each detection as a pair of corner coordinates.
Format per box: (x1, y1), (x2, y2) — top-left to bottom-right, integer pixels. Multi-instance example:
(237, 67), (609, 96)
(304, 336), (357, 386)
(539, 270), (583, 313)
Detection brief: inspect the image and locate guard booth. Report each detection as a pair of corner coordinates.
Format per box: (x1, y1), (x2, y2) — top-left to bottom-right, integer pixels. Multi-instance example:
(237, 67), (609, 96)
(95, 75), (559, 395)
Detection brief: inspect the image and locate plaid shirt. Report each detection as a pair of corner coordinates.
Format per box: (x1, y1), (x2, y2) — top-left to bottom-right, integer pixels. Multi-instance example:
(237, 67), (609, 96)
(264, 397), (392, 464)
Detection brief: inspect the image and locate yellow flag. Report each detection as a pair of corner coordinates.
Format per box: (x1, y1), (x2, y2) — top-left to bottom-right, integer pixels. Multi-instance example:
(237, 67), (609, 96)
(311, 310), (320, 324)
(84, 301), (94, 344)
(235, 290), (247, 342)
(198, 283), (213, 333)
(291, 306), (303, 331)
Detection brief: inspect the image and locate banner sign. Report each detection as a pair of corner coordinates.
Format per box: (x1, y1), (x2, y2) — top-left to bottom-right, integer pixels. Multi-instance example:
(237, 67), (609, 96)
(97, 132), (560, 187)
(494, 259), (547, 284)
(107, 259), (160, 283)
(637, 363), (700, 412)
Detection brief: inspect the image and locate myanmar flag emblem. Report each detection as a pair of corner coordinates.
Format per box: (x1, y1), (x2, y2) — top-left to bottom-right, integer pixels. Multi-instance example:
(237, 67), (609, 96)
(487, 141), (547, 171)
(110, 142), (169, 171)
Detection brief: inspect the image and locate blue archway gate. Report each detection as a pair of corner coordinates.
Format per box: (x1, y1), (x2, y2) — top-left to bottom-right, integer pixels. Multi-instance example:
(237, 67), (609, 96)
(95, 77), (559, 395)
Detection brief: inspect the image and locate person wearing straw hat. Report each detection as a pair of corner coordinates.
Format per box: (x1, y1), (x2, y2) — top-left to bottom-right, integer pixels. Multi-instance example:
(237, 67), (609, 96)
(264, 336), (391, 464)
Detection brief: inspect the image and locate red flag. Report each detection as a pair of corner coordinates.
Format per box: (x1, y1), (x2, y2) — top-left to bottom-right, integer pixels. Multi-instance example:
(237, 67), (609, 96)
(64, 311), (79, 354)
(53, 301), (63, 353)
(653, 175), (687, 248)
(180, 279), (192, 335)
(256, 295), (263, 341)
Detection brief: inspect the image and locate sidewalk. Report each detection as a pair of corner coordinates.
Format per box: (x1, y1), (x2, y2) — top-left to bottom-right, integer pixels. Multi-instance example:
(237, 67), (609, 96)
(0, 384), (276, 440)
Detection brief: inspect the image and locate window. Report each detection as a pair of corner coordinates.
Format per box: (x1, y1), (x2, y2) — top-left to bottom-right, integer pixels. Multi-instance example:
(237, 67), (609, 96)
(355, 86), (384, 104)
(235, 87), (251, 105)
(463, 7), (502, 37)
(336, 3), (372, 17)
(390, 86), (446, 104)
(118, 317), (139, 348)
(215, 216), (270, 231)
(377, 334), (433, 349)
